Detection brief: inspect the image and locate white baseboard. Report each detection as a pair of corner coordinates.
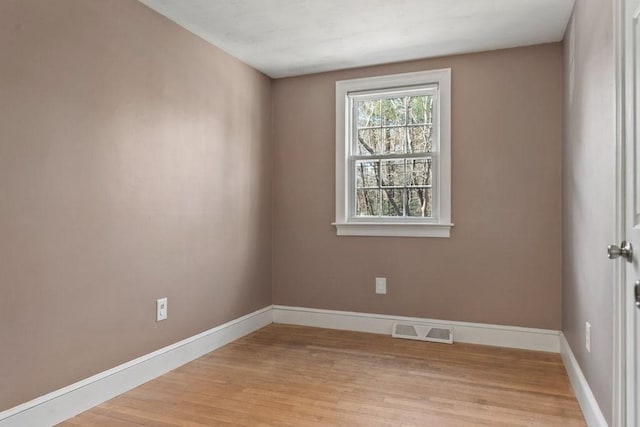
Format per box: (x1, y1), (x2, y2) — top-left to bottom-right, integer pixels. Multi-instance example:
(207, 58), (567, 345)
(272, 305), (560, 352)
(0, 306), (273, 427)
(559, 333), (608, 427)
(0, 305), (571, 426)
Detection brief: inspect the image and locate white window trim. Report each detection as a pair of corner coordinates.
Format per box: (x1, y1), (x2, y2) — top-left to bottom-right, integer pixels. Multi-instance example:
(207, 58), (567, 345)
(333, 69), (452, 238)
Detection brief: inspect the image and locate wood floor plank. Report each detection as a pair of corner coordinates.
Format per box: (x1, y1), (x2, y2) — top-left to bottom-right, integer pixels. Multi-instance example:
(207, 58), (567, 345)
(60, 324), (585, 426)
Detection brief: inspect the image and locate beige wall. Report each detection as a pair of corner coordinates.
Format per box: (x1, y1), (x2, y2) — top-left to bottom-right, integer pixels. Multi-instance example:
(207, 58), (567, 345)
(562, 0), (614, 423)
(1, 0), (567, 413)
(0, 0), (272, 410)
(272, 44), (563, 330)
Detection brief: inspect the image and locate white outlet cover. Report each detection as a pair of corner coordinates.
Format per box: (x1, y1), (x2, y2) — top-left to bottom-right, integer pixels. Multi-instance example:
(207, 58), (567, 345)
(157, 298), (168, 322)
(585, 321), (591, 352)
(375, 277), (387, 295)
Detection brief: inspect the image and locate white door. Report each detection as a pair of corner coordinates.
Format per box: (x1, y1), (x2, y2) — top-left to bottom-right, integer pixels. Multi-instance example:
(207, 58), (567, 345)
(621, 0), (640, 424)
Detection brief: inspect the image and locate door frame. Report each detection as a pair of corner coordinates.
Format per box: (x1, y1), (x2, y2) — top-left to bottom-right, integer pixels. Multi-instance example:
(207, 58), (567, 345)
(613, 0), (625, 421)
(614, 0), (625, 424)
(614, 0), (637, 425)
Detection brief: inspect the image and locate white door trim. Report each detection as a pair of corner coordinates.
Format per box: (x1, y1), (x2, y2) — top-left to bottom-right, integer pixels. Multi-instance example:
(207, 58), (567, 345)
(613, 1), (627, 425)
(615, 0), (640, 424)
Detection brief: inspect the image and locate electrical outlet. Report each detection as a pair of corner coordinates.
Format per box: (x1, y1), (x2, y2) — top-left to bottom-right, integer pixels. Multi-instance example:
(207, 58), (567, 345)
(585, 321), (591, 352)
(375, 277), (387, 295)
(157, 298), (168, 322)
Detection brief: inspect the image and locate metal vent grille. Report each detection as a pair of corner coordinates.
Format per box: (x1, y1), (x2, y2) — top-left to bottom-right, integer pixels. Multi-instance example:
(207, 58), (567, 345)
(394, 324), (418, 337)
(392, 322), (453, 344)
(426, 328), (451, 340)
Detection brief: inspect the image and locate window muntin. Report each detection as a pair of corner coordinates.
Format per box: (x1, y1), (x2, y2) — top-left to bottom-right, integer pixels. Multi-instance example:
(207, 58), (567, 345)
(349, 87), (438, 221)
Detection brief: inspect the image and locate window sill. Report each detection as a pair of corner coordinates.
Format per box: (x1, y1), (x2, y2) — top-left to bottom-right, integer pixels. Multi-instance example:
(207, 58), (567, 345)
(332, 222), (453, 238)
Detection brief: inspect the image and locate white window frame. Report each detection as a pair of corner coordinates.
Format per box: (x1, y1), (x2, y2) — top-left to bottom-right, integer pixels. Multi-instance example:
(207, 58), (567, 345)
(334, 69), (452, 238)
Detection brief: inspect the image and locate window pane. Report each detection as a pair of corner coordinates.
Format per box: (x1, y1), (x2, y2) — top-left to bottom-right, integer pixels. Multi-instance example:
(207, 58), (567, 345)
(381, 97), (406, 125)
(355, 161), (379, 188)
(356, 189), (380, 216)
(382, 189), (404, 217)
(408, 125), (432, 153)
(407, 158), (432, 186)
(382, 127), (406, 154)
(357, 128), (381, 155)
(408, 95), (433, 124)
(406, 188), (432, 217)
(357, 100), (381, 127)
(380, 160), (404, 187)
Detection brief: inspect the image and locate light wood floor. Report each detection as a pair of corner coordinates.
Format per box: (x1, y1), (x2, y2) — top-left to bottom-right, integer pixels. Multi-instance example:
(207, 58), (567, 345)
(60, 324), (585, 426)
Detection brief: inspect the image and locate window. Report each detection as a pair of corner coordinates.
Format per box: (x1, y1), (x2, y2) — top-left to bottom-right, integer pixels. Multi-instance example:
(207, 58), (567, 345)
(334, 69), (452, 237)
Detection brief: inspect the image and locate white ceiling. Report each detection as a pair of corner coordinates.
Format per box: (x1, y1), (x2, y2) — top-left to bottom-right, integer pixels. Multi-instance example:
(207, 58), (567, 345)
(139, 0), (575, 78)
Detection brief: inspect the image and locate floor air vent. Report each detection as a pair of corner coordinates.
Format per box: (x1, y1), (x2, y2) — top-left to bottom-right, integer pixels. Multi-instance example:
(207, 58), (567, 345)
(392, 322), (454, 344)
